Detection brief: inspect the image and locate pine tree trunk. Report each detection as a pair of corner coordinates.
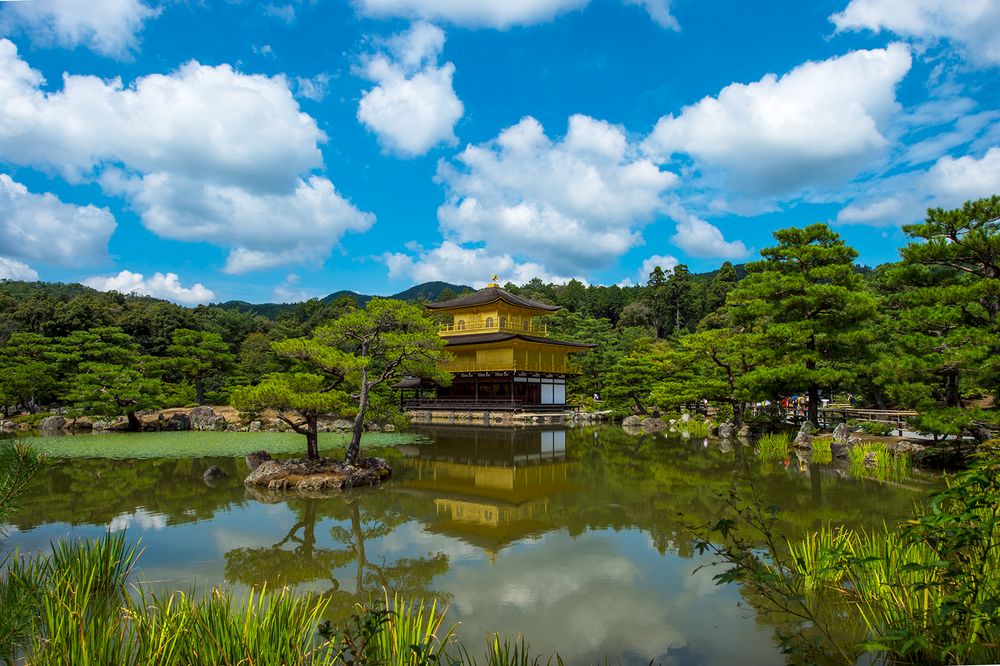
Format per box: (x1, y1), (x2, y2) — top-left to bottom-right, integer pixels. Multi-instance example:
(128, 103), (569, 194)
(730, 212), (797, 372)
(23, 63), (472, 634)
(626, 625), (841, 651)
(351, 502), (365, 595)
(944, 368), (961, 407)
(732, 401), (745, 428)
(346, 380), (369, 465)
(126, 411), (141, 432)
(195, 376), (205, 406)
(305, 415), (319, 460)
(808, 385), (819, 427)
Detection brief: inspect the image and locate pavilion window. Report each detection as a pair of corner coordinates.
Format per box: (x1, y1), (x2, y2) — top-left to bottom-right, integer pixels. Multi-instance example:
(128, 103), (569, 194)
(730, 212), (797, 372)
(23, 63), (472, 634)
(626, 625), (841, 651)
(457, 320), (466, 330)
(486, 317), (494, 329)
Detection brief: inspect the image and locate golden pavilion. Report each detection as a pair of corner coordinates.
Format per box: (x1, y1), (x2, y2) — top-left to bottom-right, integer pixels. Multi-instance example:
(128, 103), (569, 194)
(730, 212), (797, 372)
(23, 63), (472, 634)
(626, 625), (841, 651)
(402, 276), (593, 410)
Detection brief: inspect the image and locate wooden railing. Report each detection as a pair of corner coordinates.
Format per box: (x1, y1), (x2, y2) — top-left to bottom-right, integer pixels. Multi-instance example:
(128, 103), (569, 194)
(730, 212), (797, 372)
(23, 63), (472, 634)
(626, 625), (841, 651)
(404, 399), (571, 412)
(439, 321), (548, 336)
(817, 407), (919, 426)
(441, 360), (580, 374)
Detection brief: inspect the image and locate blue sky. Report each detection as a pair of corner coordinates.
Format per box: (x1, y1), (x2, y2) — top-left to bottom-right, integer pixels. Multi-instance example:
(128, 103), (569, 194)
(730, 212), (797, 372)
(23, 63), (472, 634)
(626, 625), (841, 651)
(0, 0), (997, 304)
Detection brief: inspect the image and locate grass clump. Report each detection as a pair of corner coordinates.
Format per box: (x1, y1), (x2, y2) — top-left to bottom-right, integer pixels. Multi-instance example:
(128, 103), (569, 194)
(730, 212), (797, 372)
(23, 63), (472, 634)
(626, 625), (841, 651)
(755, 433), (790, 460)
(679, 419), (710, 438)
(810, 437), (832, 464)
(848, 441), (911, 482)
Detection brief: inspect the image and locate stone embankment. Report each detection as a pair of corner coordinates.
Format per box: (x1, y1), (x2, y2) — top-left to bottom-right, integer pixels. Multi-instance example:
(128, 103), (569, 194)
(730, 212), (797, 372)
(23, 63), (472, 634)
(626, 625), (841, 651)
(408, 409), (612, 426)
(4, 407), (393, 436)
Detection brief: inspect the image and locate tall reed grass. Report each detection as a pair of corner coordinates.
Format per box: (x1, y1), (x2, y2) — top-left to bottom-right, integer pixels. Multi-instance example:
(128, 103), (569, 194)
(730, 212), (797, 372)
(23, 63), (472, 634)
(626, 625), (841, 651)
(679, 420), (710, 438)
(810, 437), (832, 464)
(848, 441), (911, 482)
(755, 433), (790, 460)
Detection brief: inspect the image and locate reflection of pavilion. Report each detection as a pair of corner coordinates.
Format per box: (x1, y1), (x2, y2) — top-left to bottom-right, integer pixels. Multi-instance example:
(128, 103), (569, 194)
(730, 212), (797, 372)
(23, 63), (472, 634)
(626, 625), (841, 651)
(398, 426), (576, 557)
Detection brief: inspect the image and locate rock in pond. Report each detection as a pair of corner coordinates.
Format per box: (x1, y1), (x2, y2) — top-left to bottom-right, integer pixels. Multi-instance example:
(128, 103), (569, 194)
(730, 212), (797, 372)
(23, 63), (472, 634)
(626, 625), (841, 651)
(38, 415), (67, 434)
(162, 412), (191, 431)
(832, 422), (851, 444)
(245, 450), (273, 472)
(621, 415), (644, 429)
(792, 422), (815, 448)
(203, 466), (227, 482)
(244, 457), (391, 492)
(190, 406), (226, 431)
(640, 417), (668, 432)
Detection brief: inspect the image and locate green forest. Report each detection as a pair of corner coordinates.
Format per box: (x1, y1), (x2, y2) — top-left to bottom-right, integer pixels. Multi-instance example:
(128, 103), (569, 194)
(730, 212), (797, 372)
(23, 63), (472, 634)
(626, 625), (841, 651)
(1, 196), (997, 443)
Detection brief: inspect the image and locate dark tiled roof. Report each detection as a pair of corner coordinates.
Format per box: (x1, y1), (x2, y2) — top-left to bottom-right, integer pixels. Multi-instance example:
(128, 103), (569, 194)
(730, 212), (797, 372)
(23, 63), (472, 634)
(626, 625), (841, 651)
(442, 332), (594, 348)
(391, 376), (425, 389)
(426, 287), (560, 312)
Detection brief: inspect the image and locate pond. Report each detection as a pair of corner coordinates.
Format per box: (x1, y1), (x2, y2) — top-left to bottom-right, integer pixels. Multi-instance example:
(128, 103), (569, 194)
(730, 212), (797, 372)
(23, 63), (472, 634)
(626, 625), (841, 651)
(1, 425), (935, 664)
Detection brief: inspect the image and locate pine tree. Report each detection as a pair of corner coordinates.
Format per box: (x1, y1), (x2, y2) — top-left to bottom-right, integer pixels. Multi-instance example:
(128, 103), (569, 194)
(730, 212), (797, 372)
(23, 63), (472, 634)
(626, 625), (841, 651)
(728, 224), (877, 426)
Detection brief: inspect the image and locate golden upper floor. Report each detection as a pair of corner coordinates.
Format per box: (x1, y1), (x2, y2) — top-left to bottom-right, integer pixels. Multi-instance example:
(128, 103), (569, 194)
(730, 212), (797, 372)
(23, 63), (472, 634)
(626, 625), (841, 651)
(426, 281), (560, 339)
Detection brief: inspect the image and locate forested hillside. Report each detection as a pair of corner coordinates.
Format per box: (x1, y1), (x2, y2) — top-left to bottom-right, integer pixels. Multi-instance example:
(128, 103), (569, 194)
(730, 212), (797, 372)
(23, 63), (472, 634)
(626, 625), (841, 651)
(1, 196), (997, 442)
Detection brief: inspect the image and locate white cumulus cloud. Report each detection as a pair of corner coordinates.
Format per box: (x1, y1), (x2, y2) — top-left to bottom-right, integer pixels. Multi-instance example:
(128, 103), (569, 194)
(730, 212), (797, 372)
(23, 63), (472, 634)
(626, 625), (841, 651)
(835, 147), (1000, 227)
(0, 0), (159, 58)
(84, 270), (216, 306)
(357, 22), (464, 157)
(667, 205), (748, 259)
(385, 241), (581, 287)
(353, 0), (588, 28)
(623, 0), (678, 29)
(831, 0), (1000, 66)
(644, 44), (912, 198)
(925, 147), (1000, 207)
(0, 174), (116, 267)
(0, 257), (38, 281)
(354, 0), (678, 29)
(639, 254), (679, 281)
(0, 40), (374, 273)
(435, 114), (677, 276)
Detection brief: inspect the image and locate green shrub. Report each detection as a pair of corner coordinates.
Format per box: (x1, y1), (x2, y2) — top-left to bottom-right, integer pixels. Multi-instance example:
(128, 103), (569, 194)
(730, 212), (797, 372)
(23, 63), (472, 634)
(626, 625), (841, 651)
(857, 421), (894, 437)
(12, 412), (52, 427)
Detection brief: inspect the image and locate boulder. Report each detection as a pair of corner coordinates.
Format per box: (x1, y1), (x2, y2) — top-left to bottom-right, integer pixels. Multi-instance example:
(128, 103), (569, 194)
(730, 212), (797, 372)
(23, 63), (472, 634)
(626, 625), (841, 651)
(621, 415), (644, 428)
(621, 424), (644, 436)
(162, 412), (191, 431)
(832, 422), (851, 445)
(38, 415), (67, 433)
(640, 417), (668, 432)
(383, 424), (396, 432)
(831, 441), (850, 460)
(366, 423), (382, 433)
(203, 466), (227, 481)
(862, 451), (878, 469)
(244, 456), (391, 492)
(248, 420), (262, 432)
(718, 420), (736, 439)
(246, 450), (273, 472)
(190, 406), (226, 431)
(892, 441), (927, 456)
(680, 413), (691, 423)
(793, 422), (815, 448)
(331, 419), (353, 432)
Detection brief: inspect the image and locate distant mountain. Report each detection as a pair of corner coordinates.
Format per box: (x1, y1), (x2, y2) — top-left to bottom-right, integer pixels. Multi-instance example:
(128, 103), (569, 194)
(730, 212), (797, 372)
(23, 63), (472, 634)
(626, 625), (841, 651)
(213, 281), (472, 318)
(389, 281), (471, 302)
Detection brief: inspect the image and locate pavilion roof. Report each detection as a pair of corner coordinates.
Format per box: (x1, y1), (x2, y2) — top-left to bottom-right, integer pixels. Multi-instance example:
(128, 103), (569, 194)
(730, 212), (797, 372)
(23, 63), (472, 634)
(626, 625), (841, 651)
(426, 286), (560, 312)
(441, 332), (594, 348)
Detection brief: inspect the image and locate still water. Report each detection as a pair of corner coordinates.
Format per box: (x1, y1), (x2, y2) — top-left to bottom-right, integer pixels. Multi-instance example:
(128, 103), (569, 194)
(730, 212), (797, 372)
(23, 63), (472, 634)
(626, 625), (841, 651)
(2, 426), (931, 664)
